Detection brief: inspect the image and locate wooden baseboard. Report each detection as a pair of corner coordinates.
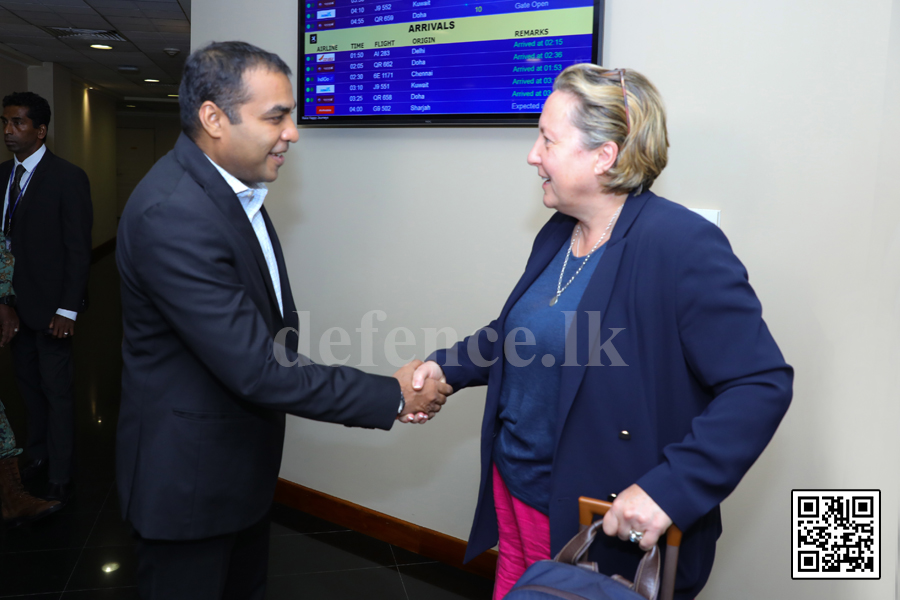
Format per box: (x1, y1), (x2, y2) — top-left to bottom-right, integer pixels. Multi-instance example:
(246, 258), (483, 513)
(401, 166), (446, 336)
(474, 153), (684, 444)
(91, 237), (116, 263)
(274, 478), (497, 580)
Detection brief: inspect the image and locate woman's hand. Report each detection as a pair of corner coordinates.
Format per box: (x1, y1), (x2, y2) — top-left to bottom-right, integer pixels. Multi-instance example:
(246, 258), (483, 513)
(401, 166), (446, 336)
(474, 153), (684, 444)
(601, 484), (673, 551)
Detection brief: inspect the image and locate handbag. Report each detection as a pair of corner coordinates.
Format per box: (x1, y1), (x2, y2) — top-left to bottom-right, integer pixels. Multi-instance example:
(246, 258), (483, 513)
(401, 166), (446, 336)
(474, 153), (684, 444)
(505, 497), (682, 600)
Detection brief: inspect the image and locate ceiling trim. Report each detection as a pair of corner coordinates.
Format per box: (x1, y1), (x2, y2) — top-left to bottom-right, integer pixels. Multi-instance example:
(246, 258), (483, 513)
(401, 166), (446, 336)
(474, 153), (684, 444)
(0, 43), (43, 67)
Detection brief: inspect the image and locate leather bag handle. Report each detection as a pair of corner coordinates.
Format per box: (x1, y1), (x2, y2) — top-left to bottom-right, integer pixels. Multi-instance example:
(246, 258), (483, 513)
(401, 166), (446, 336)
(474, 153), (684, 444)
(574, 496), (683, 600)
(554, 517), (661, 600)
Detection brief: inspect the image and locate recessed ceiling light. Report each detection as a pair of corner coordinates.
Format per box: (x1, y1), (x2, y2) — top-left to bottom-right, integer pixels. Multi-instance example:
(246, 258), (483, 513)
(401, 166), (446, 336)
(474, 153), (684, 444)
(126, 105), (136, 108)
(90, 44), (112, 50)
(163, 47), (181, 57)
(144, 78), (159, 83)
(168, 94), (179, 98)
(101, 562), (120, 573)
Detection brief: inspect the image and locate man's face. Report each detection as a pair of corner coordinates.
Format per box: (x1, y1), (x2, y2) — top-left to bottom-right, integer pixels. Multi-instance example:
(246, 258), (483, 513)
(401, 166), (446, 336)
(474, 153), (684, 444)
(2, 105), (46, 160)
(217, 68), (299, 184)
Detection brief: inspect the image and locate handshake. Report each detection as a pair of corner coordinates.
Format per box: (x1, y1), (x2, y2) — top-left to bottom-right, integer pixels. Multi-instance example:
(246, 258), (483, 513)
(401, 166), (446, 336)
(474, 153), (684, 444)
(392, 360), (451, 424)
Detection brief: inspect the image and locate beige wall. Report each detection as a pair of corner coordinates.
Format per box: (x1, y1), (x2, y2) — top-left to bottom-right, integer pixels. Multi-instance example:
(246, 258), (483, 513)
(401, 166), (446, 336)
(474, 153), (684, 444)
(68, 86), (118, 247)
(193, 1), (900, 597)
(115, 113), (181, 215)
(0, 53), (29, 164)
(117, 112), (182, 162)
(3, 62), (119, 248)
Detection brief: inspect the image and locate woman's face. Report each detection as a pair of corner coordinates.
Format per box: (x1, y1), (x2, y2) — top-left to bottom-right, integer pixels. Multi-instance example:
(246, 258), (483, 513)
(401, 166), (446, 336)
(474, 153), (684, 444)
(527, 91), (604, 214)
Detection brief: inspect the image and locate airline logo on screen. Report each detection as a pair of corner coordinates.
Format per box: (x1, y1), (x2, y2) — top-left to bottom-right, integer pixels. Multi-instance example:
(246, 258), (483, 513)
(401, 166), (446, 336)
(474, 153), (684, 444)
(317, 53), (335, 62)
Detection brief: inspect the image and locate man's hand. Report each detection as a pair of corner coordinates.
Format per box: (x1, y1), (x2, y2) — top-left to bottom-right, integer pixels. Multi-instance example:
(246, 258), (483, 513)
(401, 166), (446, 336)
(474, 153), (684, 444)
(48, 314), (75, 339)
(601, 484), (673, 551)
(0, 305), (19, 347)
(393, 360), (451, 423)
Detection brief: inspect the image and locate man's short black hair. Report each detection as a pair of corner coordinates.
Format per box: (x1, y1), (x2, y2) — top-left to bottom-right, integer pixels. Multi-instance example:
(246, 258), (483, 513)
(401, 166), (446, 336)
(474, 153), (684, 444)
(179, 41), (292, 139)
(2, 91), (51, 129)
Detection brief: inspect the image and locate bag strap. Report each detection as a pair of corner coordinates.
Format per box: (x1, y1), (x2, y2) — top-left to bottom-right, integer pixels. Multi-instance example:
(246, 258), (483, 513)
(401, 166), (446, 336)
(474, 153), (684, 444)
(553, 518), (662, 600)
(578, 497), (680, 600)
(632, 545), (660, 600)
(554, 520), (603, 565)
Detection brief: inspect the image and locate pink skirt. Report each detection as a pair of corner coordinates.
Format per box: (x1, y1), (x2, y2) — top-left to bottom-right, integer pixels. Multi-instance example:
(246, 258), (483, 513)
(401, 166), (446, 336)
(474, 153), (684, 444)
(492, 464), (551, 600)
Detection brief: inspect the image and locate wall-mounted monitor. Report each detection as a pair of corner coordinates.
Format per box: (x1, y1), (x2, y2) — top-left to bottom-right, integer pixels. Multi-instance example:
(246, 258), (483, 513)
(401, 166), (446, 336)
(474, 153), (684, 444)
(298, 0), (604, 125)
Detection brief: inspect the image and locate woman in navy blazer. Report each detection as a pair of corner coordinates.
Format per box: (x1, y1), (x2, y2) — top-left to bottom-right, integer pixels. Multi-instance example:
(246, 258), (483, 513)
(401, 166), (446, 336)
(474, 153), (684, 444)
(413, 65), (792, 599)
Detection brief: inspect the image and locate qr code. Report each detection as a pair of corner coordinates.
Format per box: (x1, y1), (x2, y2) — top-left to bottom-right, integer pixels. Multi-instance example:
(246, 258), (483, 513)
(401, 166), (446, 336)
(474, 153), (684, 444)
(792, 489), (880, 579)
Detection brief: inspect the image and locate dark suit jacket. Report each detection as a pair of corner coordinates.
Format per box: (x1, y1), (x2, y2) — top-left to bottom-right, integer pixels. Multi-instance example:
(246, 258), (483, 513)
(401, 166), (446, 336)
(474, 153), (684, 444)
(116, 133), (401, 540)
(432, 190), (793, 599)
(0, 149), (93, 330)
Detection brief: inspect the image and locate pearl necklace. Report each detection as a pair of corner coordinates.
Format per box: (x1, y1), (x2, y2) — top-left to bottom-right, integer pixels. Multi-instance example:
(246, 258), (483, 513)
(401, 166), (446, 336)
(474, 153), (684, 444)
(550, 204), (623, 307)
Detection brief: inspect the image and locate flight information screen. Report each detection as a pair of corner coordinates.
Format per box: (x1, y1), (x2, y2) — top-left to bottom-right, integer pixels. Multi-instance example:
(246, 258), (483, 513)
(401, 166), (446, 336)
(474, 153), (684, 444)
(298, 0), (603, 125)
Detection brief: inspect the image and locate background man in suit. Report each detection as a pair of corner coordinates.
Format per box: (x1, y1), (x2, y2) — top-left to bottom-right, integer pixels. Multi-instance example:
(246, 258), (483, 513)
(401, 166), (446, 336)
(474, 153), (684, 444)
(1, 92), (93, 504)
(115, 41), (450, 600)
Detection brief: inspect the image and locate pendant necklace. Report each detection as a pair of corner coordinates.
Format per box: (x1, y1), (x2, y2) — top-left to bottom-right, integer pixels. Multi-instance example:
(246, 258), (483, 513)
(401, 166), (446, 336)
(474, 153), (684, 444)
(550, 204), (623, 307)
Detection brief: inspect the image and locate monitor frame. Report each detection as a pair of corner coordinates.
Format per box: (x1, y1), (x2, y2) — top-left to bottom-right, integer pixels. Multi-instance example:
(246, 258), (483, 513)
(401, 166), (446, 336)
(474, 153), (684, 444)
(297, 0), (605, 127)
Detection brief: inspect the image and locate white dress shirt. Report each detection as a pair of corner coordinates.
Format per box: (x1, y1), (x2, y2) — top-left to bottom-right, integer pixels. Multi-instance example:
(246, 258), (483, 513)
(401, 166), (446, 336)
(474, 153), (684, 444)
(3, 144), (77, 321)
(205, 155), (283, 317)
(2, 142), (44, 227)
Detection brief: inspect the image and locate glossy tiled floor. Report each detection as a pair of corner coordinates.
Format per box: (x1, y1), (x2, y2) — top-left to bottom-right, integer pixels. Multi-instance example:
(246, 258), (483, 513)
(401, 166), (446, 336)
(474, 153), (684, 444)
(0, 254), (493, 600)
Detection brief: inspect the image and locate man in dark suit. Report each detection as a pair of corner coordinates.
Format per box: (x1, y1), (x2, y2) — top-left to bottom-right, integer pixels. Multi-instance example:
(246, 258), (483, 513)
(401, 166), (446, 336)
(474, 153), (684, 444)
(1, 92), (93, 504)
(116, 41), (450, 600)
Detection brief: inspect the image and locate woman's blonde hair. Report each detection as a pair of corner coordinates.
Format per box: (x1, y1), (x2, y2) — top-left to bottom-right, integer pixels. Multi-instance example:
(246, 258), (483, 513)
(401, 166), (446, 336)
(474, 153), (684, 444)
(553, 64), (669, 195)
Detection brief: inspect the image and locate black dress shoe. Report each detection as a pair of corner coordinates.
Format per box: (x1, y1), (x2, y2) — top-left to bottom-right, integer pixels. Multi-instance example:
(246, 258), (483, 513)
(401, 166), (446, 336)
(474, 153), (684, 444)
(19, 457), (48, 481)
(45, 481), (74, 505)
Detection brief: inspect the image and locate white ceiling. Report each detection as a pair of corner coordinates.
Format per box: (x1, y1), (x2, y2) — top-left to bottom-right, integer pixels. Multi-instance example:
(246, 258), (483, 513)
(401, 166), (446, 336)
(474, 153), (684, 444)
(0, 0), (191, 99)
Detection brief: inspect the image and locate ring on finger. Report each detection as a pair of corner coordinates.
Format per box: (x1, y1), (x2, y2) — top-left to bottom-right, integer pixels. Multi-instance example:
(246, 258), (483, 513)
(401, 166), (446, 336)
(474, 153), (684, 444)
(628, 530), (643, 544)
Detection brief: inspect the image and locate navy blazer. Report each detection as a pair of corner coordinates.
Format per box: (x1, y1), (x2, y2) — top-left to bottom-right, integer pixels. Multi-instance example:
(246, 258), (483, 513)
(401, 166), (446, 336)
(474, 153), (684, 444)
(433, 190), (793, 598)
(116, 134), (402, 540)
(0, 150), (93, 330)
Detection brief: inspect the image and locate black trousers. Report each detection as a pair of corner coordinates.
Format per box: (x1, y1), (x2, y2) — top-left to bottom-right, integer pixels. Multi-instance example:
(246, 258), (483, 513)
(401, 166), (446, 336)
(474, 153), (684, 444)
(134, 515), (270, 600)
(10, 322), (75, 483)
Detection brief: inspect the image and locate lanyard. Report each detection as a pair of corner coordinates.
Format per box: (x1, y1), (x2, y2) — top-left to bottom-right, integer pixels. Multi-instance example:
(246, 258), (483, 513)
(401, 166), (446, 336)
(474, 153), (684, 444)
(4, 164), (35, 228)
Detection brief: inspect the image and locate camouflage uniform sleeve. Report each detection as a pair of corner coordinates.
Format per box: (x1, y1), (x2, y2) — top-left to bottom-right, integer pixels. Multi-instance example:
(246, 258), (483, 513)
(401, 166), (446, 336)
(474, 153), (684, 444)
(0, 232), (13, 299)
(0, 235), (20, 457)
